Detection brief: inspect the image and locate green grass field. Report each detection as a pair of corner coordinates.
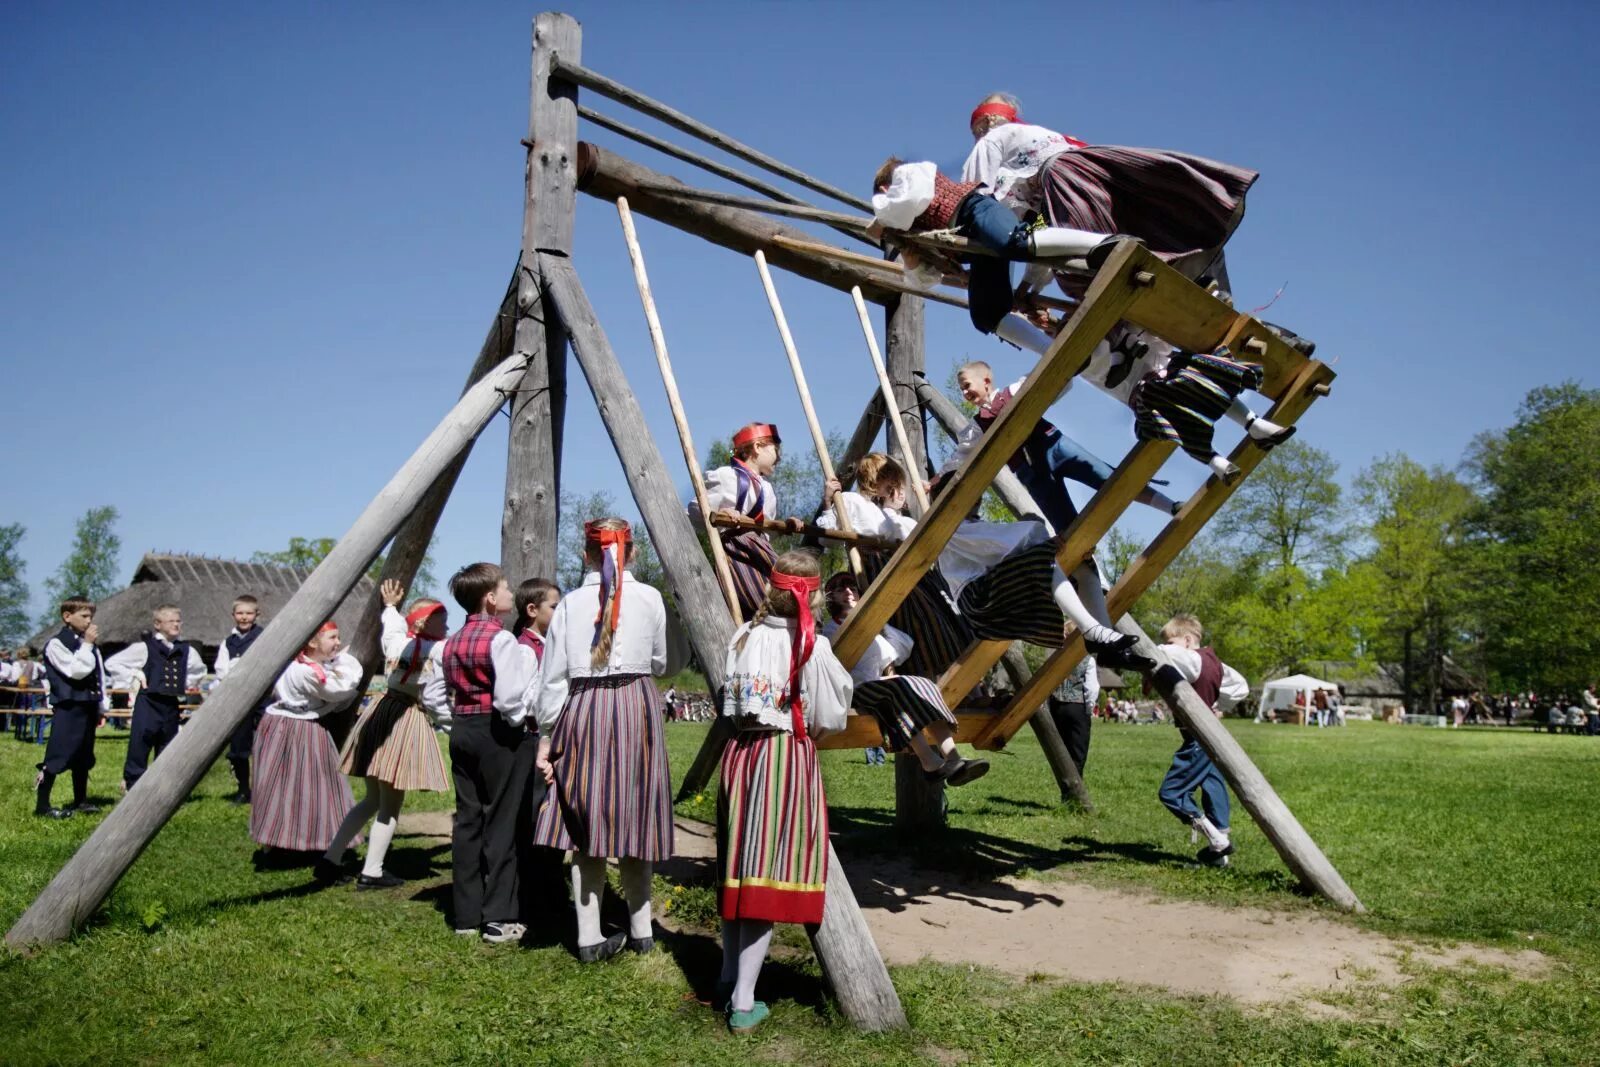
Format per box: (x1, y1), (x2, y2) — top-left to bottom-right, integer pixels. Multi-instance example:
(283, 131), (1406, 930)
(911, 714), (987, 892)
(1, 718), (1597, 1065)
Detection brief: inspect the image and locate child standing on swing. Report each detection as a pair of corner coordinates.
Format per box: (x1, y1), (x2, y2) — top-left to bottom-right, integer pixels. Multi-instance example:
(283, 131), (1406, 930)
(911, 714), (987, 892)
(689, 423), (786, 619)
(717, 550), (852, 1033)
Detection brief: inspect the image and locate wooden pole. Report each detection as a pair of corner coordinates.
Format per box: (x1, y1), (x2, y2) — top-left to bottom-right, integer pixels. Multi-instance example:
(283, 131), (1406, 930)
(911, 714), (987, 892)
(7, 349), (533, 948)
(752, 251), (863, 575)
(710, 512), (899, 552)
(851, 288), (929, 515)
(539, 254), (907, 1030)
(1120, 615), (1364, 912)
(616, 198), (744, 623)
(503, 12), (580, 581)
(550, 56), (872, 211)
(631, 178), (872, 230)
(912, 378), (1048, 526)
(575, 142), (968, 310)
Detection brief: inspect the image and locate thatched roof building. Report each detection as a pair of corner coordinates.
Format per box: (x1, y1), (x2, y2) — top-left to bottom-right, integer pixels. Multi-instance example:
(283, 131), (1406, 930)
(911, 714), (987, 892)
(27, 553), (376, 668)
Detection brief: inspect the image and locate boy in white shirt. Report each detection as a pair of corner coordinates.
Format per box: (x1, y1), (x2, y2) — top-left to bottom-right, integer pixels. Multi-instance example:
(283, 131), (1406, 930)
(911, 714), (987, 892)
(104, 603), (207, 792)
(37, 597), (110, 817)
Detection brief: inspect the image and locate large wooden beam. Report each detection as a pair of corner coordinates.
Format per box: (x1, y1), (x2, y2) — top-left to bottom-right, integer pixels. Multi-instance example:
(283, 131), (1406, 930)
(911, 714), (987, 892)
(575, 143), (961, 309)
(503, 13), (579, 581)
(7, 349), (535, 948)
(1121, 614), (1364, 912)
(829, 242), (1145, 669)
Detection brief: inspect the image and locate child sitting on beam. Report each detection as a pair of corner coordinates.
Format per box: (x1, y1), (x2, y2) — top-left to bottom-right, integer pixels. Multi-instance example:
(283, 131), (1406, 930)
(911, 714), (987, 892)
(820, 572), (989, 786)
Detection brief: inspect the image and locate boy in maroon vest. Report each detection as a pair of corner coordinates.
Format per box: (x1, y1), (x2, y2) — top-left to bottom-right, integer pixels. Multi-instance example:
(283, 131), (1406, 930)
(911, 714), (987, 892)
(1154, 614), (1249, 867)
(438, 562), (538, 944)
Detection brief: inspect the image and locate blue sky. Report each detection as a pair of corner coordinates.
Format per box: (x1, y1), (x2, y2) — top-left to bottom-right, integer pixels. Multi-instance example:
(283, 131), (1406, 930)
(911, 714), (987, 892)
(4, 1), (1597, 621)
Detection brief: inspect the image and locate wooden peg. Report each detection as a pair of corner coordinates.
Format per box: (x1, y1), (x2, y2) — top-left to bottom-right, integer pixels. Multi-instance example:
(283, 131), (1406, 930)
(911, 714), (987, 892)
(1312, 382), (1331, 397)
(1244, 337), (1269, 356)
(1132, 271), (1156, 287)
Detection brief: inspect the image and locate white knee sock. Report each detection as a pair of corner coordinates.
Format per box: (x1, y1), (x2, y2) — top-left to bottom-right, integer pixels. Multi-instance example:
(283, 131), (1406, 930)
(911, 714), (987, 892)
(1226, 398), (1286, 438)
(1193, 815), (1230, 850)
(1208, 454), (1238, 479)
(618, 858), (654, 940)
(324, 783), (378, 863)
(1052, 564), (1120, 644)
(572, 854), (607, 948)
(994, 313), (1052, 354)
(1136, 485), (1181, 515)
(361, 785), (405, 877)
(733, 921), (775, 1012)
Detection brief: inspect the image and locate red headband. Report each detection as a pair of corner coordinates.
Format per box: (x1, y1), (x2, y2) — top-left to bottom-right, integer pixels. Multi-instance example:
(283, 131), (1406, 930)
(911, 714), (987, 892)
(317, 620), (338, 634)
(586, 522), (631, 652)
(970, 101), (1018, 127)
(733, 423), (781, 450)
(769, 570), (820, 737)
(404, 601), (445, 635)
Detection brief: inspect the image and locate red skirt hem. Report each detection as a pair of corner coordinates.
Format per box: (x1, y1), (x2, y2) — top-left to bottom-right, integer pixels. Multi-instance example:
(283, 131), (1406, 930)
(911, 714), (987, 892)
(720, 884), (825, 925)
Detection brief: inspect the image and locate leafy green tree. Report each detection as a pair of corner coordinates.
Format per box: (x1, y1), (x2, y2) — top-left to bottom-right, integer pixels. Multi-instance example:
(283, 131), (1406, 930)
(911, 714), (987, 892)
(251, 535), (438, 594)
(1463, 382), (1600, 692)
(1214, 441), (1346, 572)
(1354, 454), (1478, 711)
(0, 523), (30, 646)
(555, 490), (670, 599)
(39, 506), (122, 628)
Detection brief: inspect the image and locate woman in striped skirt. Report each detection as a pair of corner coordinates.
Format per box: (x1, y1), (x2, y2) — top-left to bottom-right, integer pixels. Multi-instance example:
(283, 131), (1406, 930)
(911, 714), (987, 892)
(317, 580), (453, 889)
(250, 621), (364, 858)
(531, 518), (688, 963)
(691, 422), (785, 619)
(717, 550), (852, 1033)
(820, 572), (989, 787)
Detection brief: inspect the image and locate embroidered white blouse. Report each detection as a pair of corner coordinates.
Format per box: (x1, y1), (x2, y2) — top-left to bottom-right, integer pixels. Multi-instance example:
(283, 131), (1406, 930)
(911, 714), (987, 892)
(375, 606), (452, 726)
(960, 122), (1078, 210)
(532, 570), (689, 729)
(688, 463), (778, 525)
(721, 616), (852, 736)
(265, 651), (364, 721)
(818, 618), (913, 685)
(870, 161), (940, 231)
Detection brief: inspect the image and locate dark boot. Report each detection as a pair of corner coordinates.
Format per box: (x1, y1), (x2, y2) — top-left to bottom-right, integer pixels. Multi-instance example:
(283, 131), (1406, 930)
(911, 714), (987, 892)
(35, 773), (71, 819)
(229, 757), (251, 803)
(70, 768), (99, 813)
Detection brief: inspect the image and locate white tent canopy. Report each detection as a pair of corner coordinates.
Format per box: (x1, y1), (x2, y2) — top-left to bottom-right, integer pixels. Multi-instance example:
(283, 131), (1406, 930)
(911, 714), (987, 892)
(1258, 673), (1343, 724)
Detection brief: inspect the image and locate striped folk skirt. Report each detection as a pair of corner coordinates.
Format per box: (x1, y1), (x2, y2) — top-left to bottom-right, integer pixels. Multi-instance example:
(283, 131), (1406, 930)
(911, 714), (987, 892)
(339, 691), (450, 792)
(250, 713), (360, 852)
(722, 530), (776, 620)
(1040, 146), (1257, 267)
(533, 674), (674, 861)
(955, 540), (1066, 648)
(717, 729), (828, 924)
(860, 550), (974, 678)
(1133, 348), (1265, 462)
(853, 675), (958, 752)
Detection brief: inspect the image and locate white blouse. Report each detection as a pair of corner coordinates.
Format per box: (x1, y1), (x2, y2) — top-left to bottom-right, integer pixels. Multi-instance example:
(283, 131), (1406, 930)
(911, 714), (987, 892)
(1160, 644), (1249, 714)
(533, 570), (688, 729)
(721, 616), (852, 736)
(819, 618), (913, 685)
(688, 463), (778, 524)
(377, 606), (452, 726)
(960, 122), (1078, 209)
(815, 491), (916, 542)
(265, 651), (364, 721)
(43, 636), (108, 710)
(870, 161), (939, 231)
(104, 638), (208, 691)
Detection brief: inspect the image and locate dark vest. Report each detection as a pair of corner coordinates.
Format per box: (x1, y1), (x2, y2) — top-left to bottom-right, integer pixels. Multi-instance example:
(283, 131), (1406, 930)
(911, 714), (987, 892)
(225, 626), (262, 661)
(44, 626), (102, 705)
(443, 615), (505, 715)
(1177, 647), (1224, 743)
(143, 633), (189, 698)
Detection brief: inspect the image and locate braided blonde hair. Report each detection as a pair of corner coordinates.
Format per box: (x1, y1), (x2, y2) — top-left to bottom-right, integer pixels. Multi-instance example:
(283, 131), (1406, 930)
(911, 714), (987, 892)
(584, 517), (633, 668)
(734, 550), (824, 653)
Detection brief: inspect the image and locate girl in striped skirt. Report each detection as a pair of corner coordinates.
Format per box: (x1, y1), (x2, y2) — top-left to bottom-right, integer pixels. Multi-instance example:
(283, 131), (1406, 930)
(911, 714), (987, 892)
(319, 580), (452, 889)
(251, 621), (364, 859)
(717, 550), (852, 1033)
(531, 518), (688, 963)
(690, 422), (786, 619)
(820, 572), (989, 787)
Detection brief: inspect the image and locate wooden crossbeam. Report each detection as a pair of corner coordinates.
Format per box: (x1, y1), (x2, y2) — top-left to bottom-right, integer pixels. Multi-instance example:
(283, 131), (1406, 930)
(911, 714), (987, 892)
(813, 708), (1004, 751)
(972, 358), (1335, 750)
(828, 241), (1145, 668)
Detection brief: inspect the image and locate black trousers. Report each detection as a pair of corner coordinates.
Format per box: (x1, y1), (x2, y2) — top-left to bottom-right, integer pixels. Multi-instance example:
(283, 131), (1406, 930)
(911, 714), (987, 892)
(449, 714), (534, 929)
(229, 707), (264, 762)
(1046, 697), (1093, 777)
(518, 762), (571, 919)
(39, 701), (99, 775)
(124, 692), (181, 786)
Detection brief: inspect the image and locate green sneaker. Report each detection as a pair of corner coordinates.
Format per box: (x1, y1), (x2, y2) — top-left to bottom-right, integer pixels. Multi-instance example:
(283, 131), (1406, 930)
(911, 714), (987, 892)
(727, 1000), (770, 1034)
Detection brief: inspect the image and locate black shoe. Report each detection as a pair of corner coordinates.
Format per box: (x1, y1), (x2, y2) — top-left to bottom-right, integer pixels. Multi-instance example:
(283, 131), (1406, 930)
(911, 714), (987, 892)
(1263, 321), (1316, 357)
(1252, 424), (1297, 452)
(576, 932), (627, 963)
(229, 790), (251, 806)
(1084, 629), (1138, 658)
(627, 936), (655, 955)
(1196, 842), (1235, 868)
(312, 858), (351, 884)
(34, 806), (73, 820)
(1086, 235), (1144, 272)
(946, 758), (991, 787)
(69, 801), (101, 814)
(356, 871), (405, 891)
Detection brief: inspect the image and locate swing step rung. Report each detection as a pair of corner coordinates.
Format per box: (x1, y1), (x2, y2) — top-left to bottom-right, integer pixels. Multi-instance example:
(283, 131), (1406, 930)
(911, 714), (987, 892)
(812, 708), (1002, 750)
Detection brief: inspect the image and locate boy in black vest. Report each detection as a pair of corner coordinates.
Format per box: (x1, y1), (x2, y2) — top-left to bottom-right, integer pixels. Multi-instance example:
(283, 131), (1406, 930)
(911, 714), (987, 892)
(38, 596), (110, 817)
(1154, 613), (1249, 867)
(106, 603), (207, 792)
(213, 594), (265, 803)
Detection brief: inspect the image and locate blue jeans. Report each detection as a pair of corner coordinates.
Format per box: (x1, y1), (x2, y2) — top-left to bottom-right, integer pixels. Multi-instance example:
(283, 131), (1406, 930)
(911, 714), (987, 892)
(955, 193), (1032, 334)
(1158, 738), (1230, 829)
(1015, 431), (1117, 532)
(865, 746), (887, 766)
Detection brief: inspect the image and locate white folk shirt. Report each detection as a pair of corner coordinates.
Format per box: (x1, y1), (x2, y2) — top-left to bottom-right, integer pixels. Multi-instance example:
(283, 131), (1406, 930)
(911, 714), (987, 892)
(689, 463), (778, 524)
(938, 378), (1027, 476)
(3, 658), (52, 691)
(819, 618), (913, 686)
(960, 123), (1079, 210)
(423, 623), (538, 729)
(871, 161), (941, 231)
(722, 616), (852, 737)
(213, 628), (258, 679)
(1159, 644), (1249, 714)
(104, 636), (208, 691)
(43, 636), (110, 711)
(377, 606), (452, 727)
(265, 650), (364, 721)
(531, 570), (688, 730)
